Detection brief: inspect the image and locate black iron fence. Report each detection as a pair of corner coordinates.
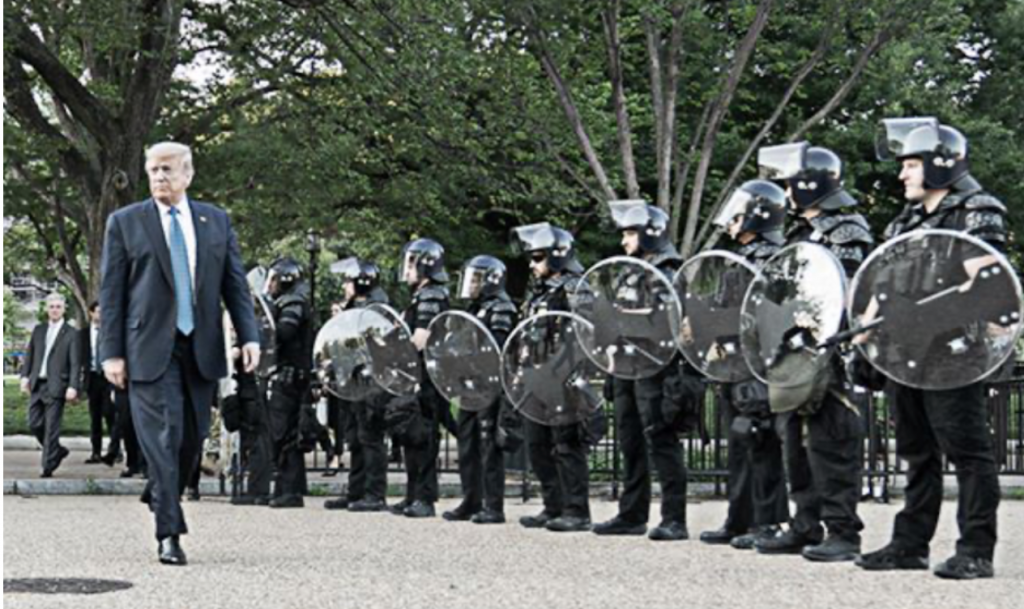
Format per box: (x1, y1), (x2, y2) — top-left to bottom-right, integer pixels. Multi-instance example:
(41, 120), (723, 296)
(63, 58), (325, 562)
(306, 369), (1024, 499)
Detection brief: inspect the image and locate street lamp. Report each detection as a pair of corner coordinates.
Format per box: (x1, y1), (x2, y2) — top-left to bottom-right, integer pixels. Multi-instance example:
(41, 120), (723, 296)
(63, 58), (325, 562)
(305, 228), (321, 328)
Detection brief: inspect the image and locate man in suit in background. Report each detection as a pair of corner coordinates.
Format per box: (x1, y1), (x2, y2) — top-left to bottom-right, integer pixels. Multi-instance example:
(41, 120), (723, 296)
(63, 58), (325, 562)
(81, 301), (118, 464)
(100, 141), (260, 566)
(20, 292), (82, 477)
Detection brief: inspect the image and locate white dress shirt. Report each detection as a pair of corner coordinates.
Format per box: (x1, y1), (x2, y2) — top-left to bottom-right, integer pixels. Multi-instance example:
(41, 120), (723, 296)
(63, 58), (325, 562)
(156, 198), (197, 291)
(39, 319), (65, 379)
(90, 323), (100, 372)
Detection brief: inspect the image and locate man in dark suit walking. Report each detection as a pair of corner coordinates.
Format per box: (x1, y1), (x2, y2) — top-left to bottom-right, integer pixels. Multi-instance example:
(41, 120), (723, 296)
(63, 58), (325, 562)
(80, 301), (117, 464)
(19, 293), (82, 477)
(99, 141), (260, 566)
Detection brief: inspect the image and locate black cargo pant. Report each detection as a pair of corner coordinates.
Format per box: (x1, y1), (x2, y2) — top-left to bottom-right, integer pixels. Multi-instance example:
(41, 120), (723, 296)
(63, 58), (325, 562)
(890, 381), (999, 560)
(721, 392), (788, 532)
(777, 389), (864, 542)
(401, 381), (447, 505)
(267, 377), (307, 498)
(345, 397), (389, 502)
(526, 418), (590, 519)
(455, 399), (506, 513)
(240, 388), (273, 498)
(613, 376), (688, 526)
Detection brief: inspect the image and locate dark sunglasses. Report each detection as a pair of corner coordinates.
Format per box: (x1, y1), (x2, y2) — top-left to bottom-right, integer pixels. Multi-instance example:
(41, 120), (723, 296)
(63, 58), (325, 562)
(529, 252), (547, 263)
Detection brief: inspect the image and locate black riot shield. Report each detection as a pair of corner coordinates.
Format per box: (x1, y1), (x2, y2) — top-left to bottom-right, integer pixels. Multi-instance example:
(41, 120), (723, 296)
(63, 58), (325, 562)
(675, 251), (758, 383)
(574, 256), (681, 380)
(424, 311), (503, 412)
(848, 229), (1023, 390)
(313, 309), (381, 401)
(500, 311), (602, 426)
(740, 243), (847, 387)
(358, 303), (421, 397)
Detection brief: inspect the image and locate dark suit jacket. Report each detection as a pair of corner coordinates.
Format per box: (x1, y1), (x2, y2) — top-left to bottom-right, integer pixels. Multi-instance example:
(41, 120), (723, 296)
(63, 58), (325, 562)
(21, 321), (82, 398)
(98, 198), (259, 383)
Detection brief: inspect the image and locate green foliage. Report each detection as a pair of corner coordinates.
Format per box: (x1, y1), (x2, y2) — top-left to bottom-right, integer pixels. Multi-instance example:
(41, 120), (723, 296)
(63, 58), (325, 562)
(2, 379), (93, 436)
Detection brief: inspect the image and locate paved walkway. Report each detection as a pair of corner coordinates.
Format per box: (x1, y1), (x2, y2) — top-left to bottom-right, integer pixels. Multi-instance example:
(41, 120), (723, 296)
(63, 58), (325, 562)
(3, 496), (1022, 609)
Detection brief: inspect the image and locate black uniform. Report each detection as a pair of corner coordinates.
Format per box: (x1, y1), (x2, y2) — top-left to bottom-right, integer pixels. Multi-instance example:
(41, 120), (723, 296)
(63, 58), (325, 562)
(267, 282), (313, 503)
(453, 293), (519, 516)
(608, 250), (691, 530)
(771, 202), (873, 547)
(337, 288), (391, 506)
(880, 176), (1005, 563)
(523, 273), (592, 522)
(227, 352), (273, 502)
(396, 283), (450, 509)
(719, 240), (789, 536)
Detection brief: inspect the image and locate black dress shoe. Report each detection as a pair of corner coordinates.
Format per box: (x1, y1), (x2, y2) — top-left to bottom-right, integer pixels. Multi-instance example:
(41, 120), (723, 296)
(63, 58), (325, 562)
(50, 446), (70, 473)
(403, 500), (436, 518)
(442, 503), (478, 522)
(100, 453), (120, 467)
(389, 499), (412, 515)
(546, 515), (591, 532)
(802, 534), (861, 562)
(471, 509), (506, 524)
(186, 488), (201, 502)
(593, 516), (647, 536)
(140, 486), (152, 505)
(649, 521), (689, 541)
(324, 497), (352, 510)
(40, 470), (53, 478)
(269, 494), (304, 508)
(856, 543), (929, 571)
(158, 537), (187, 566)
(85, 453), (102, 464)
(933, 555), (994, 580)
(120, 468), (138, 478)
(348, 498), (388, 512)
(699, 526), (741, 545)
(519, 511), (558, 529)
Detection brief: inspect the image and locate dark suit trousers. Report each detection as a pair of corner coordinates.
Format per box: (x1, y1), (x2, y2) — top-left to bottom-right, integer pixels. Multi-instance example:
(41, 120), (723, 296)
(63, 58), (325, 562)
(29, 384), (66, 472)
(87, 371), (116, 456)
(130, 334), (212, 540)
(110, 389), (142, 471)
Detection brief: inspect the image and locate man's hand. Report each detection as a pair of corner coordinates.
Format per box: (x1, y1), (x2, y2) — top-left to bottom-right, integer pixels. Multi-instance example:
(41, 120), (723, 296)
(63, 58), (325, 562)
(19, 378), (30, 394)
(241, 342), (261, 373)
(65, 388), (79, 402)
(103, 358), (128, 390)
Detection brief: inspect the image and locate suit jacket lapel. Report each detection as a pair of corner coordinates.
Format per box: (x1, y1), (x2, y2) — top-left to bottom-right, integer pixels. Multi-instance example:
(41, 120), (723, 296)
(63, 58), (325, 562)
(143, 199), (175, 289)
(190, 198), (209, 299)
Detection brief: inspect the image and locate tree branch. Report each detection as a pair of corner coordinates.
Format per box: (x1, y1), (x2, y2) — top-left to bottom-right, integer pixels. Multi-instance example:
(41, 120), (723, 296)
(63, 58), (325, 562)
(603, 0), (640, 199)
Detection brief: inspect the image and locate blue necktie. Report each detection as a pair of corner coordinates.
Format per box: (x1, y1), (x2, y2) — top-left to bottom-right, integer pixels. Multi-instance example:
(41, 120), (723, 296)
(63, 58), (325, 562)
(168, 207), (195, 335)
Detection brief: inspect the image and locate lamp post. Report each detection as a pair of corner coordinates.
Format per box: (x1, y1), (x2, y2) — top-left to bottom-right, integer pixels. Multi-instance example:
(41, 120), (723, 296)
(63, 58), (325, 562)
(305, 229), (321, 328)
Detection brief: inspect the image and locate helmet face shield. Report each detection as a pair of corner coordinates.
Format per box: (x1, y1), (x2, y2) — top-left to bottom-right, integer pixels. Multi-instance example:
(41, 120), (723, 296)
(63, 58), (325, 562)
(715, 190), (753, 228)
(458, 266), (487, 300)
(608, 200), (651, 230)
(758, 142), (809, 180)
(876, 117), (939, 161)
(511, 222), (558, 255)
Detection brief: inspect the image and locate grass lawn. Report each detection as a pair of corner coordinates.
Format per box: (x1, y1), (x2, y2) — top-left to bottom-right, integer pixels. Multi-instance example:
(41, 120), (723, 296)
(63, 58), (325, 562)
(3, 377), (92, 436)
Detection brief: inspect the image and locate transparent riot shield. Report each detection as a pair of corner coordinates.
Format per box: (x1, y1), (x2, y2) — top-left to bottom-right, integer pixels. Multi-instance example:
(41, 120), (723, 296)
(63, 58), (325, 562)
(500, 311), (602, 426)
(425, 310), (503, 412)
(740, 243), (847, 387)
(358, 303), (421, 397)
(848, 229), (1023, 390)
(675, 251), (758, 382)
(313, 309), (381, 401)
(574, 256), (681, 380)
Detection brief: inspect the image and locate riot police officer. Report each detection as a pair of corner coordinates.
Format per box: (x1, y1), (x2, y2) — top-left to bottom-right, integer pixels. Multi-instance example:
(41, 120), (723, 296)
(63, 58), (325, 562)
(388, 238), (451, 519)
(699, 181), (789, 548)
(591, 201), (691, 541)
(856, 119), (1005, 579)
(512, 223), (593, 533)
(226, 327), (273, 506)
(754, 143), (872, 561)
(442, 256), (519, 525)
(324, 257), (391, 512)
(264, 257), (313, 509)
